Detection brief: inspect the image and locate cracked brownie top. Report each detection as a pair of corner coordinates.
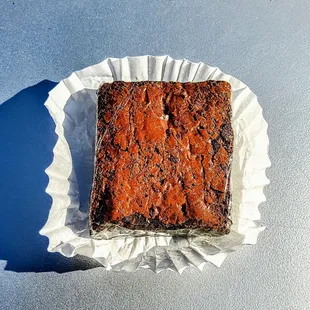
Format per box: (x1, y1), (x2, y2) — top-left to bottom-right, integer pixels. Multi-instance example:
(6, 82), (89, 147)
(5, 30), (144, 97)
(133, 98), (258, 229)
(90, 81), (233, 236)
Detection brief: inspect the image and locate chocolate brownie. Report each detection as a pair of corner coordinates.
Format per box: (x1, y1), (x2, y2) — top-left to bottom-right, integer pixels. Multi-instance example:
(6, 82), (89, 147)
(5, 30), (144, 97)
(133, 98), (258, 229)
(89, 81), (233, 237)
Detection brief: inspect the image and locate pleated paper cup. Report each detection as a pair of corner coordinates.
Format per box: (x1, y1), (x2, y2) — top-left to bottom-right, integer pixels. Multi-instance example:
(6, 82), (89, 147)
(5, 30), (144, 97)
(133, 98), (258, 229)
(40, 56), (270, 273)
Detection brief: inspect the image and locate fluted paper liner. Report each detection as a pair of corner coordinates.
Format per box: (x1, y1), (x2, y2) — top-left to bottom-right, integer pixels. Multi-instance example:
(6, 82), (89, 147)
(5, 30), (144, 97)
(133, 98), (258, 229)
(40, 56), (270, 273)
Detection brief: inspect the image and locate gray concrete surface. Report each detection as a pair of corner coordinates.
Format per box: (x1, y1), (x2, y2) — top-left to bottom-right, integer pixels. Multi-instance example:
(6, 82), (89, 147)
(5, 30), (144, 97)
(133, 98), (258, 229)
(1, 1), (310, 309)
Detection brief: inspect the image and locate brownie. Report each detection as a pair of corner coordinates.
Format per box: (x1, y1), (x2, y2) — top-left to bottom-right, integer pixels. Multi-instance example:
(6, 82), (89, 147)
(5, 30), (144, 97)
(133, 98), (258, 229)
(89, 81), (233, 237)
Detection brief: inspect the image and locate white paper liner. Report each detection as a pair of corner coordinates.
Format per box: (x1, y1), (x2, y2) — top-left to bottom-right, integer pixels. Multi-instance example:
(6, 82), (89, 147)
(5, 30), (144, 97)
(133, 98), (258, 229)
(40, 56), (270, 273)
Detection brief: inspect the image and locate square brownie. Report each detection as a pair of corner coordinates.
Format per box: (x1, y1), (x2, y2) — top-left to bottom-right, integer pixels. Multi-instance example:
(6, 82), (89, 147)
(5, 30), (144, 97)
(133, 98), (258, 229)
(89, 81), (233, 237)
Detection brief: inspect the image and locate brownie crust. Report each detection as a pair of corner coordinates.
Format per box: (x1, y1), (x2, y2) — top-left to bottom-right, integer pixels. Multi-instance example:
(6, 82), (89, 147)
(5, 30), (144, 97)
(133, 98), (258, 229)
(90, 81), (233, 236)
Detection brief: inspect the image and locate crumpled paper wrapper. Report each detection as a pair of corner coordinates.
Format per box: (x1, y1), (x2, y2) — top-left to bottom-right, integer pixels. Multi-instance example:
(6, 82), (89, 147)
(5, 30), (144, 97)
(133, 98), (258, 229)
(40, 55), (270, 273)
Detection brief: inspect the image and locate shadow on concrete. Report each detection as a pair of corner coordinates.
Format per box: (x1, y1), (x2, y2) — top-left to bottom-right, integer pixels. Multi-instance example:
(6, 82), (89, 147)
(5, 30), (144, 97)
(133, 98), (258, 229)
(0, 80), (100, 273)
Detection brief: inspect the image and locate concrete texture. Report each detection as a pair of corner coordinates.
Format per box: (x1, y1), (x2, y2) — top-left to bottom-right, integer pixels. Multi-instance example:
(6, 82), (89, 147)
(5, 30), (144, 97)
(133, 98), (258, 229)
(1, 0), (310, 309)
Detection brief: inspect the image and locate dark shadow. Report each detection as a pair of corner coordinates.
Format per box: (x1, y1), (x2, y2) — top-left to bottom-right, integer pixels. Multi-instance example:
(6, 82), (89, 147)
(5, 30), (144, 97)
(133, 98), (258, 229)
(0, 80), (101, 273)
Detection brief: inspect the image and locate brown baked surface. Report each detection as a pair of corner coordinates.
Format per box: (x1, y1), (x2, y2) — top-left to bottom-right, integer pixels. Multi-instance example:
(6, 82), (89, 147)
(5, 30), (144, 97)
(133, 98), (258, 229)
(89, 81), (233, 235)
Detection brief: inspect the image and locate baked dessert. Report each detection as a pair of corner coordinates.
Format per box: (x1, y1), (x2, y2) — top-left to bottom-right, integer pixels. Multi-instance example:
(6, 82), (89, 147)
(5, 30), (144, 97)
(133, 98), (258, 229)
(89, 81), (233, 238)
